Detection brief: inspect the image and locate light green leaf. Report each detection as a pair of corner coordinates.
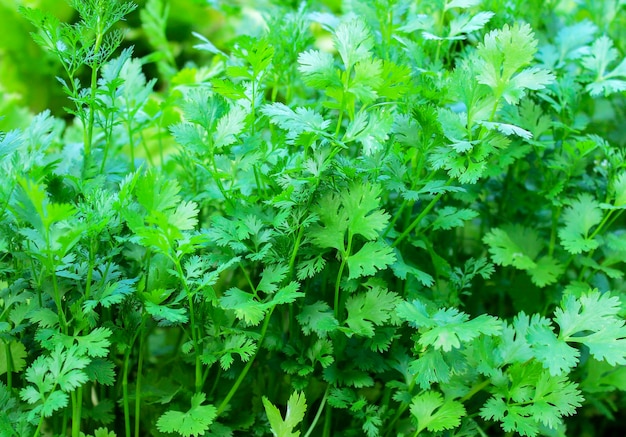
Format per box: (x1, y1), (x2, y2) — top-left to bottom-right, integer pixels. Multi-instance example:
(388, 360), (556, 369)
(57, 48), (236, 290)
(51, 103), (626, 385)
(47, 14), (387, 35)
(263, 391), (307, 437)
(157, 392), (216, 437)
(558, 194), (602, 254)
(410, 391), (465, 434)
(347, 241), (396, 279)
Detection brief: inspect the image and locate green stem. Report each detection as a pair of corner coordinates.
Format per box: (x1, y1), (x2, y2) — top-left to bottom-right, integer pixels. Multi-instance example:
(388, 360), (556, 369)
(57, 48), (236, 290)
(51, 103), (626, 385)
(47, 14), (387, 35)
(170, 255), (203, 392)
(334, 232), (353, 320)
(303, 387), (329, 437)
(322, 405), (332, 437)
(5, 342), (12, 392)
(383, 198), (409, 238)
(134, 323), (145, 437)
(460, 379), (491, 403)
(71, 387), (83, 437)
(126, 111), (136, 172)
(84, 30), (104, 176)
(123, 347), (132, 437)
(392, 190), (447, 248)
(216, 306), (274, 416)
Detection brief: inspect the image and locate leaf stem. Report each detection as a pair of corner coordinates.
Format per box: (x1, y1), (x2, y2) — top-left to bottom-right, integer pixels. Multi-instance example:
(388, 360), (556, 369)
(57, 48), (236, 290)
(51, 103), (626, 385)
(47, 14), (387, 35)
(216, 306), (275, 416)
(71, 387), (83, 437)
(392, 191), (446, 248)
(303, 386), (329, 437)
(334, 231), (353, 320)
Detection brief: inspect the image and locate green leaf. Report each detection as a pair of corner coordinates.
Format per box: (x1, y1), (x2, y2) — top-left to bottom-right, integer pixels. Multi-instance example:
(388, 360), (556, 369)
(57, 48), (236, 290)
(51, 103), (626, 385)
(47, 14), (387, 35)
(340, 183), (390, 240)
(448, 12), (494, 40)
(257, 264), (289, 294)
(347, 241), (396, 279)
(298, 49), (340, 89)
(309, 182), (390, 253)
(297, 301), (339, 336)
(80, 427), (117, 437)
(333, 17), (374, 71)
(220, 288), (266, 326)
(526, 315), (578, 376)
(219, 335), (256, 370)
(0, 341), (27, 375)
(558, 193), (602, 254)
(84, 358), (116, 386)
(398, 300), (501, 351)
(75, 327), (112, 358)
(476, 23), (554, 104)
(157, 392), (217, 437)
(409, 349), (451, 390)
(484, 225), (542, 270)
(410, 391), (466, 434)
(261, 103), (330, 144)
(263, 391), (307, 437)
(431, 206), (478, 231)
(213, 104), (248, 150)
(344, 288), (400, 337)
(555, 291), (626, 365)
(481, 362), (582, 436)
(271, 282), (304, 306)
(527, 256), (564, 287)
(582, 35), (626, 96)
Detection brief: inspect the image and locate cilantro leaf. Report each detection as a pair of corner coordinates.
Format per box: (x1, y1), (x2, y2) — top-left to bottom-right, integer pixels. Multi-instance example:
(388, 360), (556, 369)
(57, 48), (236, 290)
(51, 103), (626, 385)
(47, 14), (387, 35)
(484, 225), (542, 270)
(398, 299), (501, 351)
(410, 391), (465, 434)
(558, 193), (602, 254)
(309, 182), (390, 252)
(261, 103), (331, 144)
(333, 17), (374, 71)
(262, 391), (307, 437)
(476, 23), (555, 104)
(484, 225), (563, 287)
(344, 288), (400, 337)
(555, 291), (626, 365)
(297, 301), (339, 336)
(298, 49), (340, 89)
(582, 35), (626, 96)
(481, 362), (583, 436)
(347, 241), (396, 279)
(220, 288), (266, 326)
(157, 392), (216, 437)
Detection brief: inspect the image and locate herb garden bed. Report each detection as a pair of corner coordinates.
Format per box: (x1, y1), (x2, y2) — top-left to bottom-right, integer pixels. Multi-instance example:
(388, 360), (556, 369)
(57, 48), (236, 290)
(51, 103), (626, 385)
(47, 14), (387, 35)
(1, 0), (626, 436)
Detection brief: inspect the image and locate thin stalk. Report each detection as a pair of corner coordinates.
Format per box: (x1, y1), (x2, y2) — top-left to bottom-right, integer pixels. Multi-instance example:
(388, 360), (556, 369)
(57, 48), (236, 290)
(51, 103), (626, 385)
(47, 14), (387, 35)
(548, 205), (562, 257)
(288, 225), (305, 278)
(460, 379), (491, 403)
(577, 209), (623, 281)
(134, 324), (145, 437)
(303, 387), (329, 437)
(71, 387), (83, 437)
(334, 232), (353, 320)
(174, 258), (202, 393)
(5, 343), (12, 391)
(122, 346), (133, 437)
(391, 191), (446, 248)
(208, 366), (223, 399)
(84, 23), (105, 175)
(84, 238), (96, 300)
(322, 405), (332, 437)
(126, 111), (136, 172)
(334, 92), (345, 137)
(382, 198), (409, 238)
(216, 306), (275, 416)
(384, 375), (417, 437)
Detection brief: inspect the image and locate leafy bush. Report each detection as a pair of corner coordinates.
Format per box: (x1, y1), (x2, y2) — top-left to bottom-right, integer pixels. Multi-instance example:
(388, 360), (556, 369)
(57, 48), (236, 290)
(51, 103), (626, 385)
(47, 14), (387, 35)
(1, 0), (626, 436)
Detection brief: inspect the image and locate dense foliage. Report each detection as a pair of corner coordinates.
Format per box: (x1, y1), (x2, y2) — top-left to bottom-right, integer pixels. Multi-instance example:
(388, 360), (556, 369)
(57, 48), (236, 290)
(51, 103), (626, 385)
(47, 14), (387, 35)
(1, 0), (626, 436)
